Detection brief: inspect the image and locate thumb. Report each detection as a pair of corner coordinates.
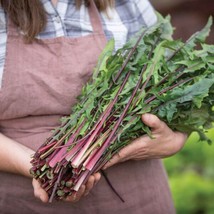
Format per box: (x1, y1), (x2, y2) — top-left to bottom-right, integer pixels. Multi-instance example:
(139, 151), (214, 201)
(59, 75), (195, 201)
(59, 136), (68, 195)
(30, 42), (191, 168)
(32, 179), (49, 203)
(141, 113), (165, 131)
(102, 155), (119, 170)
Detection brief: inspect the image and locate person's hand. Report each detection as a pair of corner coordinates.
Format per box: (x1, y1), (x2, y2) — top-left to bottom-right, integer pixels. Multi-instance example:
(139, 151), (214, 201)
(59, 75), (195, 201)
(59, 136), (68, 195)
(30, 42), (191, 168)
(32, 172), (101, 203)
(103, 113), (188, 169)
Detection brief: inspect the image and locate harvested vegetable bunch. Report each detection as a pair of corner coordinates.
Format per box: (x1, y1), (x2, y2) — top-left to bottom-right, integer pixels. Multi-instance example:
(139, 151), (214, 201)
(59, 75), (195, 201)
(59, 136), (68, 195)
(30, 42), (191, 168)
(31, 15), (214, 202)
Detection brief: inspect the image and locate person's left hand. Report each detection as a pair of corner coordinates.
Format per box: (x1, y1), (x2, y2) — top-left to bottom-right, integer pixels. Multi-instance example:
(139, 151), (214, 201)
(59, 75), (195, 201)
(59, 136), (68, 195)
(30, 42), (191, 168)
(32, 172), (101, 203)
(103, 113), (188, 169)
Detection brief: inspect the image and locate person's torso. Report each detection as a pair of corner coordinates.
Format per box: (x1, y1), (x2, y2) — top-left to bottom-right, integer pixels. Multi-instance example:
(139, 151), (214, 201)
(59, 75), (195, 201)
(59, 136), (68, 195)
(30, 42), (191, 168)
(0, 0), (157, 150)
(0, 3), (176, 214)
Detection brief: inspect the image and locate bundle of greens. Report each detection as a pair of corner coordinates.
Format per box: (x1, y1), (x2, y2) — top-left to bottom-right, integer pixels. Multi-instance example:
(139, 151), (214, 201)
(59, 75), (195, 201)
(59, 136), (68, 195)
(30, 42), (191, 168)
(31, 15), (214, 202)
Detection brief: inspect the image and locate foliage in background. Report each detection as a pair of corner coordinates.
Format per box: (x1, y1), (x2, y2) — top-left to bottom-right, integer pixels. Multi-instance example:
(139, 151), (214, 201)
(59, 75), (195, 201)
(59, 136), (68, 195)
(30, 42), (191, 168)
(164, 128), (214, 214)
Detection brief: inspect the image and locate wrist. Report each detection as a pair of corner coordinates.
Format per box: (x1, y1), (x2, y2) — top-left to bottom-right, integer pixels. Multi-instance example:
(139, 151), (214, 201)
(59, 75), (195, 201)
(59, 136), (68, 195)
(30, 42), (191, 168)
(0, 133), (34, 177)
(15, 145), (34, 178)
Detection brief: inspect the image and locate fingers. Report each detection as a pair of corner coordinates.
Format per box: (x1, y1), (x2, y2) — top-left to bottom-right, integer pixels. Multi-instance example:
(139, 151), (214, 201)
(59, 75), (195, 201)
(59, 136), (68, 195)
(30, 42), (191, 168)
(84, 172), (101, 196)
(32, 178), (49, 203)
(84, 175), (95, 196)
(65, 185), (86, 202)
(33, 172), (101, 203)
(141, 113), (168, 133)
(65, 172), (101, 202)
(172, 131), (188, 153)
(103, 114), (179, 170)
(103, 145), (131, 169)
(103, 153), (122, 169)
(92, 172), (101, 186)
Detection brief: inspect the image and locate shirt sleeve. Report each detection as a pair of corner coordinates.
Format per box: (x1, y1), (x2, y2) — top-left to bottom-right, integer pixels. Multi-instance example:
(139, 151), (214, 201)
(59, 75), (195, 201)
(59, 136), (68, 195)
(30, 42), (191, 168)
(132, 0), (158, 27)
(0, 7), (7, 88)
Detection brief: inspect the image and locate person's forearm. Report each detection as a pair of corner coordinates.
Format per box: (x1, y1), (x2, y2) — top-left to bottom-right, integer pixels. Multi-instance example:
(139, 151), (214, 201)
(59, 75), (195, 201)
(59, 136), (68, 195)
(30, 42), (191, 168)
(0, 133), (34, 177)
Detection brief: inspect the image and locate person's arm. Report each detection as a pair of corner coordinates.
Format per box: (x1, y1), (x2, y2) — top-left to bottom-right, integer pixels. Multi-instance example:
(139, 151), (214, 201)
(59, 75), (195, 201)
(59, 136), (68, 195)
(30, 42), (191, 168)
(103, 113), (188, 169)
(0, 133), (33, 177)
(0, 133), (101, 202)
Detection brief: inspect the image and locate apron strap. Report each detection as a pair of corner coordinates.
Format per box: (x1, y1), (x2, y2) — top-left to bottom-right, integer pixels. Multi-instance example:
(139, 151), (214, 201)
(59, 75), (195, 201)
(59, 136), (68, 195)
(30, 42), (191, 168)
(88, 0), (105, 35)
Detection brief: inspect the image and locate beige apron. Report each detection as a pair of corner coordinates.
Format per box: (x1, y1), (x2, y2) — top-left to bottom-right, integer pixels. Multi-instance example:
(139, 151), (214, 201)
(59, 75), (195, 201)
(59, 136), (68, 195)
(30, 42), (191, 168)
(0, 1), (175, 213)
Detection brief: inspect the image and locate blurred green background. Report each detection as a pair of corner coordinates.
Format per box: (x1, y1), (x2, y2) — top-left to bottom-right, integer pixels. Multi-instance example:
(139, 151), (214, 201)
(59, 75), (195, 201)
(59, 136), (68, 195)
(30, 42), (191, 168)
(150, 0), (214, 213)
(164, 130), (214, 214)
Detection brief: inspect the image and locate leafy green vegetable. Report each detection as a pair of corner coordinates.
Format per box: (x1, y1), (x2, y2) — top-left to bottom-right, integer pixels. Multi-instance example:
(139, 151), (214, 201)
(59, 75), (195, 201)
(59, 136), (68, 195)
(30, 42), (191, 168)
(30, 15), (214, 202)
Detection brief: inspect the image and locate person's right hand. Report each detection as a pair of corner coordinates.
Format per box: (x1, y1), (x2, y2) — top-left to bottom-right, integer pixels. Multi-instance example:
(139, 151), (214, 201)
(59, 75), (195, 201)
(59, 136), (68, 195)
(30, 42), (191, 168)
(32, 172), (101, 203)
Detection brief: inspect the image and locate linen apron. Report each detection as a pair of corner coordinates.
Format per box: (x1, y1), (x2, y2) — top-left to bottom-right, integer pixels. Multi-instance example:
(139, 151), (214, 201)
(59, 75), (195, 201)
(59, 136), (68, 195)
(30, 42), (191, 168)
(0, 1), (175, 213)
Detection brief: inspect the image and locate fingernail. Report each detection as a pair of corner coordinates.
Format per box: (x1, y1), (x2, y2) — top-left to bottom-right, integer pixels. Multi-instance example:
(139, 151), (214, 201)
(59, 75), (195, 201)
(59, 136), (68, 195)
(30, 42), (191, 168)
(142, 113), (150, 120)
(72, 193), (77, 201)
(40, 195), (46, 203)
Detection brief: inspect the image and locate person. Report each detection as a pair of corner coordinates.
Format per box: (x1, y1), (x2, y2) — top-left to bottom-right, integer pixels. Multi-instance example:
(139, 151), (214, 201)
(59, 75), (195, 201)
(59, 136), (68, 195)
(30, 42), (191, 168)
(0, 0), (187, 213)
